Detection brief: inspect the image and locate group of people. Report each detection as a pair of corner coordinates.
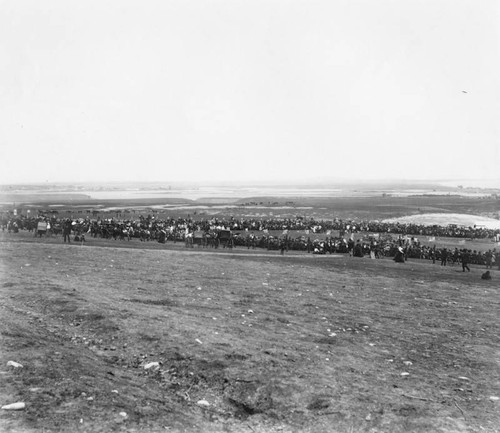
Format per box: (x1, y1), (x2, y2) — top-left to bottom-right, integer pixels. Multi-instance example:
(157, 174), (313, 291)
(2, 212), (500, 241)
(2, 211), (499, 271)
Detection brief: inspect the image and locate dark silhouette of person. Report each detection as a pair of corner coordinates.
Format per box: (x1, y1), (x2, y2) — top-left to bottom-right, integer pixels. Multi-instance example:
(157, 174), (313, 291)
(461, 249), (471, 272)
(63, 219), (72, 243)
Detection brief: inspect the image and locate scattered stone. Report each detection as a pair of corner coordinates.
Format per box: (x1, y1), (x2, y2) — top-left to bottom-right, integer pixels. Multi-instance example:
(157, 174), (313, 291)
(119, 412), (127, 417)
(403, 361), (413, 366)
(29, 388), (42, 392)
(7, 361), (23, 369)
(401, 372), (410, 377)
(248, 309), (254, 314)
(197, 399), (210, 407)
(2, 402), (25, 410)
(458, 377), (470, 381)
(144, 362), (160, 370)
(111, 390), (119, 394)
(87, 397), (94, 401)
(195, 339), (203, 344)
(365, 413), (372, 421)
(489, 396), (499, 401)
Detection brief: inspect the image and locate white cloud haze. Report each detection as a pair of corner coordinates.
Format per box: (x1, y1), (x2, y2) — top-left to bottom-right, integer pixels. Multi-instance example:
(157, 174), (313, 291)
(1, 0), (499, 185)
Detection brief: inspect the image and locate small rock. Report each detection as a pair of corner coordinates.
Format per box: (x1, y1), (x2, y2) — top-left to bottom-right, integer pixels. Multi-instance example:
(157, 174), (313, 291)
(119, 412), (127, 417)
(403, 361), (413, 366)
(87, 397), (94, 401)
(248, 309), (254, 314)
(197, 399), (210, 407)
(111, 390), (119, 394)
(195, 339), (203, 344)
(29, 388), (42, 392)
(144, 362), (160, 370)
(365, 413), (372, 421)
(2, 402), (25, 410)
(489, 396), (499, 401)
(458, 376), (470, 381)
(7, 361), (23, 369)
(401, 372), (410, 376)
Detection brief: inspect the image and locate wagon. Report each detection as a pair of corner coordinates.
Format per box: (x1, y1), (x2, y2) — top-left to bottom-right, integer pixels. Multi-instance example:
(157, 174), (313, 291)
(37, 221), (48, 236)
(217, 229), (233, 248)
(192, 231), (206, 247)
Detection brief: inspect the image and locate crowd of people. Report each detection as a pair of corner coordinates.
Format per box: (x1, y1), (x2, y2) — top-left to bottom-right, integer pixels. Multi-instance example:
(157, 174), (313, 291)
(1, 211), (499, 269)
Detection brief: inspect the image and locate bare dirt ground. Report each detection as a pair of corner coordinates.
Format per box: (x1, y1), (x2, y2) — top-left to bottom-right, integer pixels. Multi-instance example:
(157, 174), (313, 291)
(1, 233), (499, 432)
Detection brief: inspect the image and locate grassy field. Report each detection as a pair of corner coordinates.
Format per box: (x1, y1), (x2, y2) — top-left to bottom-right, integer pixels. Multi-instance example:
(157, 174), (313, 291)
(1, 232), (499, 432)
(3, 194), (500, 221)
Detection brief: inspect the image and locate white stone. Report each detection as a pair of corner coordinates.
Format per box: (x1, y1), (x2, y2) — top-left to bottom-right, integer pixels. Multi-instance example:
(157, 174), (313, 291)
(7, 361), (23, 369)
(144, 362), (160, 370)
(197, 399), (210, 407)
(2, 402), (25, 410)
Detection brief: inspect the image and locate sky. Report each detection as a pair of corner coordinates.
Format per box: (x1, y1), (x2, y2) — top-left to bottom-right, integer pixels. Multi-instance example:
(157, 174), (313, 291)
(1, 0), (499, 186)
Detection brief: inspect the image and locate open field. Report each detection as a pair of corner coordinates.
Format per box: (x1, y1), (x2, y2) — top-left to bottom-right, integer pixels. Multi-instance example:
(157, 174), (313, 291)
(1, 233), (499, 432)
(2, 194), (500, 222)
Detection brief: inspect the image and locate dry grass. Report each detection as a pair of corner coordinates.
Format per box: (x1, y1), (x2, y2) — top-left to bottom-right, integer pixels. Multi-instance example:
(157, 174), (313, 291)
(0, 233), (499, 432)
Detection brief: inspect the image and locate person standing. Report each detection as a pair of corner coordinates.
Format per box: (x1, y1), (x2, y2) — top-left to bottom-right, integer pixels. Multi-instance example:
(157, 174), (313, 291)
(63, 219), (72, 243)
(440, 247), (448, 266)
(461, 249), (471, 272)
(485, 250), (494, 269)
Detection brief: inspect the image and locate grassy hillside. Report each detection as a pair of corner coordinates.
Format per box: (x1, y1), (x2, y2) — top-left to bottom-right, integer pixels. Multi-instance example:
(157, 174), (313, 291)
(0, 235), (499, 432)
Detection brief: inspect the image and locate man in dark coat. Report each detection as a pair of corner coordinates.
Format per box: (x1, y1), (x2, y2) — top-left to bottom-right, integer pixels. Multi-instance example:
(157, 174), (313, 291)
(461, 249), (471, 272)
(440, 248), (448, 266)
(63, 219), (72, 243)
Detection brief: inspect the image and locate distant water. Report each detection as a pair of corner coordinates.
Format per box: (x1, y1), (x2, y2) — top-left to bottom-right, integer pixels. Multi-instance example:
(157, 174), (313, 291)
(82, 187), (492, 200)
(83, 187), (345, 200)
(383, 213), (500, 229)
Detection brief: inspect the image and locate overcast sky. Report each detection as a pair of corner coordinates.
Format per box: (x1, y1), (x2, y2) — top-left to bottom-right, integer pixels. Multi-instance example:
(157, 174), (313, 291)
(1, 0), (499, 185)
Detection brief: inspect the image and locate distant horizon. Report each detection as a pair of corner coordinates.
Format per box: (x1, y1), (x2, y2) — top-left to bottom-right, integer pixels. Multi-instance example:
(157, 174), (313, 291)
(1, 177), (499, 190)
